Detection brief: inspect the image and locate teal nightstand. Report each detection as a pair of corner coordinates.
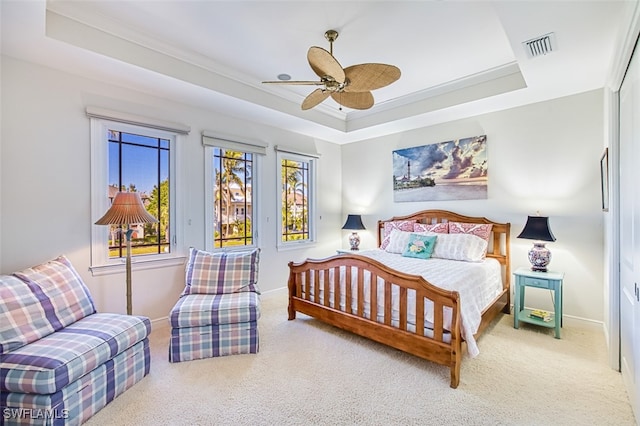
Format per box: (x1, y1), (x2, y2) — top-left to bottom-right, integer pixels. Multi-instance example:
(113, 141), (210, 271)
(513, 267), (564, 339)
(337, 249), (364, 254)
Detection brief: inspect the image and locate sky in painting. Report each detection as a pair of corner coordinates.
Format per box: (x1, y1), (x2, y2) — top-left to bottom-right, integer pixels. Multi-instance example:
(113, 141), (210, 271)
(393, 135), (487, 183)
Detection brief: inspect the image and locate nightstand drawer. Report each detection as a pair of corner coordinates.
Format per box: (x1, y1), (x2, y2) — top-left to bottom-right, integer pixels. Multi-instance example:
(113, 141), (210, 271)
(520, 276), (551, 289)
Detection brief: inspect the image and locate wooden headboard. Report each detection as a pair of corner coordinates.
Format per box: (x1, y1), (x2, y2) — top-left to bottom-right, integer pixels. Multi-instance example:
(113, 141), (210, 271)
(377, 209), (511, 288)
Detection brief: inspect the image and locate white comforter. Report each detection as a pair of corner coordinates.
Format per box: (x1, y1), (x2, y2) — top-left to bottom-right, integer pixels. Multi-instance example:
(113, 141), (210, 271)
(330, 249), (503, 357)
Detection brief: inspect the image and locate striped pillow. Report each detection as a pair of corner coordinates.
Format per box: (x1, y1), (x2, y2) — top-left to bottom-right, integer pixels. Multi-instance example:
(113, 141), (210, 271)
(0, 275), (57, 354)
(432, 233), (488, 262)
(12, 256), (96, 331)
(183, 248), (260, 295)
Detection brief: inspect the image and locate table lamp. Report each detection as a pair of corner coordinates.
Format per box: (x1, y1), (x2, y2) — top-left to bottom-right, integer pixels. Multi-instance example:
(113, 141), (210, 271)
(517, 214), (556, 272)
(342, 214), (366, 250)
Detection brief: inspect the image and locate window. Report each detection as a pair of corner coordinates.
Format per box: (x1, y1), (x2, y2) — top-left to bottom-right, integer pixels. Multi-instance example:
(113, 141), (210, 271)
(276, 148), (317, 248)
(89, 107), (189, 273)
(203, 133), (267, 251)
(212, 148), (254, 248)
(106, 130), (170, 257)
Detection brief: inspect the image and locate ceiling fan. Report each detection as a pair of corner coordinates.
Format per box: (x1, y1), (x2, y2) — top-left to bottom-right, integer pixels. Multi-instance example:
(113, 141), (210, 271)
(262, 30), (401, 111)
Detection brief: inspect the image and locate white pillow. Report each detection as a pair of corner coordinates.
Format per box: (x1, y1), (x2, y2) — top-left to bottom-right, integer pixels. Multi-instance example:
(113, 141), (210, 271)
(385, 229), (413, 254)
(431, 233), (488, 262)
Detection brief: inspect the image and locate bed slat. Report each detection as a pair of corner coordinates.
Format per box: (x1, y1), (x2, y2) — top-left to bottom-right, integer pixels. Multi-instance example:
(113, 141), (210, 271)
(384, 281), (392, 326)
(371, 273), (378, 321)
(399, 286), (407, 331)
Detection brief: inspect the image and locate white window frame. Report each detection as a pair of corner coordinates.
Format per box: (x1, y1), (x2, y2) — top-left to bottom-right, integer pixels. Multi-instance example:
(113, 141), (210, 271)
(203, 132), (266, 252)
(89, 108), (188, 275)
(276, 146), (318, 250)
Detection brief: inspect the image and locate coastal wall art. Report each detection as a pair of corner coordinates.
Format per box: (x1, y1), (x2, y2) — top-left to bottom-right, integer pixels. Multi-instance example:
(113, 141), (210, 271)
(392, 135), (487, 202)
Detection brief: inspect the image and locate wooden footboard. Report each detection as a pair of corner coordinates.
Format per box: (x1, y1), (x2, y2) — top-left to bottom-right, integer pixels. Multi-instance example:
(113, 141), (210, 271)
(287, 209), (510, 388)
(288, 254), (465, 387)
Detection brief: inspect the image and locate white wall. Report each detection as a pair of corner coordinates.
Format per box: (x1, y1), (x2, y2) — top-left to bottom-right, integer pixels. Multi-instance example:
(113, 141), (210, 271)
(341, 90), (605, 322)
(0, 55), (606, 324)
(0, 56), (343, 321)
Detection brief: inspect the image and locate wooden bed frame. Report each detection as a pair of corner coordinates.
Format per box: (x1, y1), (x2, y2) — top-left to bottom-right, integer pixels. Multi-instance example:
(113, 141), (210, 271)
(287, 209), (510, 388)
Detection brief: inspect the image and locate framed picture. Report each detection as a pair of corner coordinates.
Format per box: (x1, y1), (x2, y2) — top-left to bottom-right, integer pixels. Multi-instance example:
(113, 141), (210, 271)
(600, 148), (609, 212)
(392, 135), (487, 202)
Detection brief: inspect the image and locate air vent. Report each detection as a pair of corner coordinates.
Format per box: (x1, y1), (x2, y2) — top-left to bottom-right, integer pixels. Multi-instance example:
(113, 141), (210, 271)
(522, 32), (556, 58)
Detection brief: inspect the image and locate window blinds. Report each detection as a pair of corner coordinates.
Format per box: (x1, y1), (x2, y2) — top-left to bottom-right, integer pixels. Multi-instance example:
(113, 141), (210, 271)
(85, 106), (191, 134)
(202, 131), (268, 155)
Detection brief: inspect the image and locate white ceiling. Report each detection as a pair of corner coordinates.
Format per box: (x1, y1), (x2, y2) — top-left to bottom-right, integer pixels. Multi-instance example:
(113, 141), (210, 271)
(1, 1), (636, 144)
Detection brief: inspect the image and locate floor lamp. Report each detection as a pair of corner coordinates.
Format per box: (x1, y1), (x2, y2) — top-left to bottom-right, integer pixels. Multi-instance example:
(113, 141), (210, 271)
(95, 192), (158, 315)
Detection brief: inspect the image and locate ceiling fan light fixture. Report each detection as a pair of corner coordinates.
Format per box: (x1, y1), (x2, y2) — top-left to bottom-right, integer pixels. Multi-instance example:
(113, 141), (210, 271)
(263, 30), (400, 111)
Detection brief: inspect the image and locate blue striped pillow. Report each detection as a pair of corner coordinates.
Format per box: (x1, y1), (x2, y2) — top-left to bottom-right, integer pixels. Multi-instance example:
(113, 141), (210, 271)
(183, 248), (260, 295)
(13, 256), (96, 328)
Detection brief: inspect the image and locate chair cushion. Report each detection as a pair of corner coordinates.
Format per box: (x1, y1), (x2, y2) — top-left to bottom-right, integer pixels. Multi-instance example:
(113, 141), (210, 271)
(170, 292), (260, 328)
(183, 247), (260, 295)
(1, 256), (96, 355)
(0, 313), (150, 394)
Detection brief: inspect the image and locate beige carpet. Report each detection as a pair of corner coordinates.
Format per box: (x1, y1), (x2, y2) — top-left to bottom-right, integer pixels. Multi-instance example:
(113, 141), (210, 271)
(86, 289), (635, 426)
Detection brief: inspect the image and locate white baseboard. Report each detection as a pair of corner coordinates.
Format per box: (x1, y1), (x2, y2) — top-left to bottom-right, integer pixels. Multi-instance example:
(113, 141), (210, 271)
(511, 303), (604, 331)
(150, 316), (169, 331)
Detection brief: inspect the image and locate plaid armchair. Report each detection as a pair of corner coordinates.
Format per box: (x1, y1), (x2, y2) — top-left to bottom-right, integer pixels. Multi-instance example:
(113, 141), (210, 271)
(168, 248), (261, 362)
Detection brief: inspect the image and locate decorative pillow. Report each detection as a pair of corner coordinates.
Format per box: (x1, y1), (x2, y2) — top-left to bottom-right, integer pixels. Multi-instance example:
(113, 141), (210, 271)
(385, 229), (413, 254)
(380, 220), (416, 250)
(431, 233), (488, 262)
(0, 275), (57, 355)
(402, 234), (437, 259)
(12, 256), (97, 332)
(183, 248), (260, 295)
(449, 221), (493, 242)
(413, 222), (449, 234)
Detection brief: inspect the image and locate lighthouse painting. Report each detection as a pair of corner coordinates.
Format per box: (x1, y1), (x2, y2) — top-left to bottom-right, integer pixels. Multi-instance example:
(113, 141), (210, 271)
(392, 135), (487, 202)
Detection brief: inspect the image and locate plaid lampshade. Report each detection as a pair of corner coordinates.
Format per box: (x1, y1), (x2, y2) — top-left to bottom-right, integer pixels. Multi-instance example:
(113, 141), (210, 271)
(95, 192), (158, 225)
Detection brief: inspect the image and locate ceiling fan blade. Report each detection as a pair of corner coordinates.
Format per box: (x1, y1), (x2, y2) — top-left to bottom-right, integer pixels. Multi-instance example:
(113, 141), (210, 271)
(343, 64), (401, 92)
(331, 91), (374, 110)
(308, 46), (345, 84)
(262, 80), (325, 85)
(302, 89), (331, 110)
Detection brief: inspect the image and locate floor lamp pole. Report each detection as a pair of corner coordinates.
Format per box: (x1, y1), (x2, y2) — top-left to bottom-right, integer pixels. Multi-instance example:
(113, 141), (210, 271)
(125, 227), (133, 315)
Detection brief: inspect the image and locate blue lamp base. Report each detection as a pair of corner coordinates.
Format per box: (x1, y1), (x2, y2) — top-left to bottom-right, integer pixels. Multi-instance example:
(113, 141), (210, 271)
(348, 232), (361, 250)
(528, 242), (551, 272)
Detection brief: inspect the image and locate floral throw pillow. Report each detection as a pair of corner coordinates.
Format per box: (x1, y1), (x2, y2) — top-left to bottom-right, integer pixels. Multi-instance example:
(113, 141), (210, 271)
(413, 222), (449, 234)
(402, 234), (437, 259)
(380, 220), (416, 250)
(448, 221), (493, 242)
